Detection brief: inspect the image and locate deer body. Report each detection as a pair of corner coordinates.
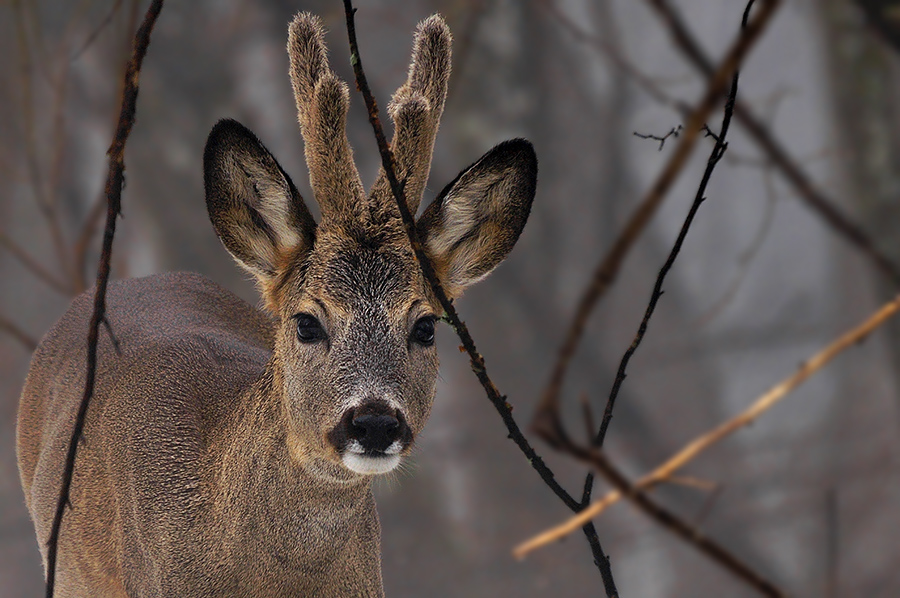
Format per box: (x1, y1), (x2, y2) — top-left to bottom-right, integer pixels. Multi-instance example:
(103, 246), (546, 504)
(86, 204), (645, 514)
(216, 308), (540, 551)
(18, 12), (535, 597)
(19, 273), (384, 597)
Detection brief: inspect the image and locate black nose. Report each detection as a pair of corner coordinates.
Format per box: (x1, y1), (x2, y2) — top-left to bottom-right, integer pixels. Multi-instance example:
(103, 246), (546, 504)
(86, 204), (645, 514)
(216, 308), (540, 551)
(327, 401), (414, 455)
(350, 414), (400, 453)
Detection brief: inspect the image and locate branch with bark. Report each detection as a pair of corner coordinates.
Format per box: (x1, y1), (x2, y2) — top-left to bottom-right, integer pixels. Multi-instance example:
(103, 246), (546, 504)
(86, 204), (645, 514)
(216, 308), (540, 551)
(340, 1), (624, 594)
(44, 2), (164, 596)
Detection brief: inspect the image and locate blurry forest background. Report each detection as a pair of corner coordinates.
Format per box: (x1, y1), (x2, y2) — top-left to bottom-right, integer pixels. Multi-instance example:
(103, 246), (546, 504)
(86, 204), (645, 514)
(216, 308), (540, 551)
(2, 0), (900, 596)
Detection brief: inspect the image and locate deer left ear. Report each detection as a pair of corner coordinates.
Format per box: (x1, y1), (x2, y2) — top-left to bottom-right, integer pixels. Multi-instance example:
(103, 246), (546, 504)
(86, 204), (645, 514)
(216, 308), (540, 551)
(204, 119), (317, 284)
(416, 139), (536, 298)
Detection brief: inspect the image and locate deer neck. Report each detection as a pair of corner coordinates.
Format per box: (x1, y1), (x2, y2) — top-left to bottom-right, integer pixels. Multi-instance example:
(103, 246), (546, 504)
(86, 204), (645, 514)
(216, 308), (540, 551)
(214, 357), (376, 570)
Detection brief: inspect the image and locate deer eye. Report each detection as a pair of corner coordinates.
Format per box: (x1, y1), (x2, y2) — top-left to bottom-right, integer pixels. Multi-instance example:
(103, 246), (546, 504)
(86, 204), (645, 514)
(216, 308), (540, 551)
(411, 316), (436, 347)
(295, 313), (326, 344)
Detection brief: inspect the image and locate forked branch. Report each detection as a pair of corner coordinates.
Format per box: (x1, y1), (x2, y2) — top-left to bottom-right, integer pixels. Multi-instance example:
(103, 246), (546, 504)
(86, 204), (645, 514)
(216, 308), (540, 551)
(44, 2), (164, 597)
(515, 292), (900, 555)
(533, 0), (781, 443)
(523, 2), (787, 595)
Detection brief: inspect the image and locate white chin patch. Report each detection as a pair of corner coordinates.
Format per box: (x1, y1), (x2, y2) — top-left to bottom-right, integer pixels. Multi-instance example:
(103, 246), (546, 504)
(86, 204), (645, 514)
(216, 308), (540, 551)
(343, 453), (401, 475)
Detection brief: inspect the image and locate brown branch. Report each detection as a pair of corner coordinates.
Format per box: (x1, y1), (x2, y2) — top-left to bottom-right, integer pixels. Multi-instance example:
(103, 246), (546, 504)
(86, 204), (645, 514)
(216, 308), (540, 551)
(523, 5), (785, 595)
(515, 292), (900, 556)
(43, 2), (164, 597)
(340, 2), (619, 593)
(530, 438), (784, 596)
(533, 0), (780, 442)
(0, 312), (37, 351)
(591, 0), (753, 451)
(645, 0), (900, 285)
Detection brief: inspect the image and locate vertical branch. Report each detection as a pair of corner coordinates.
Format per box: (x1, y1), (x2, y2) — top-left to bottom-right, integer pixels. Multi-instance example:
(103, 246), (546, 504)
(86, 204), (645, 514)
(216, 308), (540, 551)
(594, 14), (744, 450)
(43, 2), (164, 597)
(340, 1), (620, 594)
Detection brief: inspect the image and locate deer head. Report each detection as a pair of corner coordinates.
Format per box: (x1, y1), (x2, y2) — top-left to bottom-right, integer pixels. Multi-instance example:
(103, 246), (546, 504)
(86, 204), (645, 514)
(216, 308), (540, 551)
(202, 13), (536, 481)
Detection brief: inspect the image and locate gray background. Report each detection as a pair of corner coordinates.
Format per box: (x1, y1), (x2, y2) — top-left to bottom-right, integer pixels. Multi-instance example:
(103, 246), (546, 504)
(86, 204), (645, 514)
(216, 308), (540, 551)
(2, 0), (899, 596)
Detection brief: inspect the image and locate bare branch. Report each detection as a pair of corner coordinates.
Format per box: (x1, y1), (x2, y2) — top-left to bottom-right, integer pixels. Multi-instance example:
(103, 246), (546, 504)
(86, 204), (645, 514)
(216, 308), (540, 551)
(44, 2), (164, 596)
(645, 0), (900, 285)
(523, 4), (786, 594)
(533, 0), (780, 442)
(633, 124), (683, 151)
(592, 9), (745, 450)
(531, 439), (784, 596)
(515, 292), (900, 556)
(340, 1), (619, 592)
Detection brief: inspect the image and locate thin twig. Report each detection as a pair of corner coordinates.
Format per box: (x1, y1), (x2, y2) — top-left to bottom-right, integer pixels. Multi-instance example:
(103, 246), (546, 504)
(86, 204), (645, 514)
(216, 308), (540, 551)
(594, 8), (744, 449)
(340, 1), (619, 592)
(552, 0), (900, 289)
(533, 0), (780, 444)
(645, 0), (900, 285)
(514, 292), (900, 557)
(0, 312), (37, 351)
(633, 124), (683, 151)
(44, 2), (164, 596)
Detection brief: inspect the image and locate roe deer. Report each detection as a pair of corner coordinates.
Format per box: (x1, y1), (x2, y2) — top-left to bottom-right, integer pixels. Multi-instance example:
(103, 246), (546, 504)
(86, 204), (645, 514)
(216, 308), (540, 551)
(17, 11), (536, 598)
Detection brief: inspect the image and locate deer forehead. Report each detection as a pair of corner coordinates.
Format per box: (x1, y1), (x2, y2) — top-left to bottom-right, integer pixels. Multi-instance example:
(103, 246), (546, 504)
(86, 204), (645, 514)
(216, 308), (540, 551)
(278, 231), (429, 323)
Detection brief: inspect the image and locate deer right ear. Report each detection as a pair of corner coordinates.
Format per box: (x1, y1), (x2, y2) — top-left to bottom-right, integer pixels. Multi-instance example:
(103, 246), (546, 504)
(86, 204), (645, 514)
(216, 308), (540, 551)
(417, 139), (536, 299)
(204, 119), (316, 284)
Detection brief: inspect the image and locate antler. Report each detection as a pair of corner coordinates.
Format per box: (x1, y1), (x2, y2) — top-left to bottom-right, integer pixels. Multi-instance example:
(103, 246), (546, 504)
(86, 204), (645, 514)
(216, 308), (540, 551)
(369, 15), (452, 217)
(288, 13), (365, 223)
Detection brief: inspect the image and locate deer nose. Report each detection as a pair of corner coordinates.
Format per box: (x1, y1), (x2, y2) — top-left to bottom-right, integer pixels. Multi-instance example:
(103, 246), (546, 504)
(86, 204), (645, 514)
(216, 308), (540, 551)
(349, 414), (400, 453)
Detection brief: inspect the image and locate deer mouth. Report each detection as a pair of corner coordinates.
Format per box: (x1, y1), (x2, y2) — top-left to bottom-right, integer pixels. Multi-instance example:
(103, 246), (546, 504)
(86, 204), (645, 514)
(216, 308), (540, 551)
(342, 446), (402, 475)
(327, 401), (413, 475)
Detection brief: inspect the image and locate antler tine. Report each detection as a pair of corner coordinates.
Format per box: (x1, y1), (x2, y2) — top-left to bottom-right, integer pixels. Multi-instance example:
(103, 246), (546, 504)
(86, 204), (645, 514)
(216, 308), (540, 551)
(370, 14), (451, 217)
(288, 13), (364, 222)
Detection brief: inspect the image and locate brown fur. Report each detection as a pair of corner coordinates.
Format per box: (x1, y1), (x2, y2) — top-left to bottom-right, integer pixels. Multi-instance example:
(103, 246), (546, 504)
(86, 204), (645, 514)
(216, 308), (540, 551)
(18, 12), (536, 597)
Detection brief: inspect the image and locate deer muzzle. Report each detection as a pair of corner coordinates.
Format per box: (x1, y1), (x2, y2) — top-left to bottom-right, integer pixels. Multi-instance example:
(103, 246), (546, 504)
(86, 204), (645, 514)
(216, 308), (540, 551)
(328, 401), (413, 475)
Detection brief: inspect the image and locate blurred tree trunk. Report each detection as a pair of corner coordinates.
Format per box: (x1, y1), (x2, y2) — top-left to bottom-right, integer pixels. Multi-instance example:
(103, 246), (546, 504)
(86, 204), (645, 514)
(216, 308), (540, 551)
(820, 0), (900, 398)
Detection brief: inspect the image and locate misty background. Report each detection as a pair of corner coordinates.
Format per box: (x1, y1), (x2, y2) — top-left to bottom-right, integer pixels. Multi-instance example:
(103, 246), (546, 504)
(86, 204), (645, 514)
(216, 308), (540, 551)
(2, 0), (899, 596)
